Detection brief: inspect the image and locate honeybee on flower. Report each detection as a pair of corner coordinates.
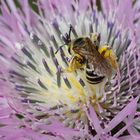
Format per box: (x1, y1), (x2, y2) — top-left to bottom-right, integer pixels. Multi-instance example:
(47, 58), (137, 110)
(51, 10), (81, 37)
(56, 26), (118, 98)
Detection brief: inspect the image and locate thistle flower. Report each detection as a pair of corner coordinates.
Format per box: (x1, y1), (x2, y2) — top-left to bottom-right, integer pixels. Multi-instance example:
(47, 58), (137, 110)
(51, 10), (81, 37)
(0, 0), (140, 140)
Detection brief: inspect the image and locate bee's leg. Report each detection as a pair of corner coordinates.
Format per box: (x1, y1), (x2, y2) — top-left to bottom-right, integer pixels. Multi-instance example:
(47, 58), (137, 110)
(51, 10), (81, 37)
(63, 56), (85, 73)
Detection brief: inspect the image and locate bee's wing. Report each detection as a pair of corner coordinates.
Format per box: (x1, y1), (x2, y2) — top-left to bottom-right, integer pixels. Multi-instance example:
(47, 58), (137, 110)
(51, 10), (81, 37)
(86, 50), (112, 77)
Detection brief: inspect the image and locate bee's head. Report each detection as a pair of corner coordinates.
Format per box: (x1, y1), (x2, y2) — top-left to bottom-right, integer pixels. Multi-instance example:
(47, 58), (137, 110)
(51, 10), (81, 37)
(73, 37), (86, 50)
(70, 37), (90, 56)
(67, 37), (85, 55)
(73, 38), (85, 47)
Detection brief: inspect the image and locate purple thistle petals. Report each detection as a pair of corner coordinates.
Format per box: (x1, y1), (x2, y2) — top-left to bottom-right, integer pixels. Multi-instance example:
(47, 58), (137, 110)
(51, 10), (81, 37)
(0, 108), (12, 119)
(84, 105), (103, 136)
(114, 118), (140, 138)
(102, 0), (135, 31)
(108, 137), (119, 140)
(116, 0), (134, 30)
(0, 0), (140, 139)
(78, 0), (89, 13)
(62, 0), (76, 25)
(36, 121), (87, 140)
(101, 0), (117, 16)
(6, 0), (22, 25)
(22, 0), (32, 31)
(104, 97), (139, 134)
(0, 126), (61, 140)
(119, 135), (140, 140)
(91, 97), (140, 139)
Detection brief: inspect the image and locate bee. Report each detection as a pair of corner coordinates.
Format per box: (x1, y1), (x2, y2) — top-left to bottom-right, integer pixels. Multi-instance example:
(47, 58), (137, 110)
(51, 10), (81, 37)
(56, 26), (118, 85)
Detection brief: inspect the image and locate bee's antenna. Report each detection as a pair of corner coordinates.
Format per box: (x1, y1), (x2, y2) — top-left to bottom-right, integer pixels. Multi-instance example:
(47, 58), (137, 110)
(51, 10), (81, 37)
(55, 44), (66, 54)
(55, 25), (73, 54)
(64, 25), (72, 43)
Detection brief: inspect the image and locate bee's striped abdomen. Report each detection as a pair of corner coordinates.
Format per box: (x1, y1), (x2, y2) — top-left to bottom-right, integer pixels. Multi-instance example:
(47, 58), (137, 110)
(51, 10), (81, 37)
(86, 64), (105, 84)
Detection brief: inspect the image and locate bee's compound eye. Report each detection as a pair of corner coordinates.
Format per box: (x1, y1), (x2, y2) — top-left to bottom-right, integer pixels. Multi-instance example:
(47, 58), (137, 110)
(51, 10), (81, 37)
(74, 38), (84, 46)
